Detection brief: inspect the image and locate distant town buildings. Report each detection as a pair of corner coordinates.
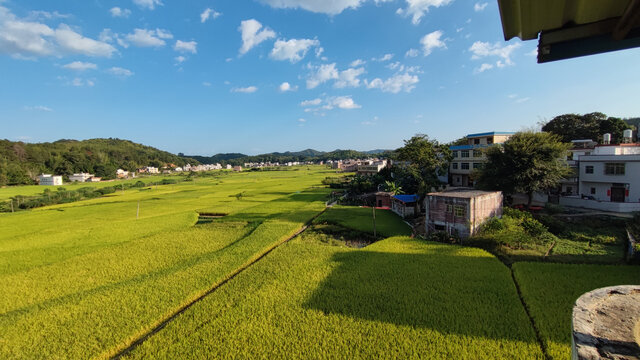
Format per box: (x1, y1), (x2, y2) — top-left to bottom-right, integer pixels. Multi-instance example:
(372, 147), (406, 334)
(449, 132), (514, 187)
(425, 188), (503, 238)
(69, 173), (95, 183)
(116, 169), (131, 179)
(39, 174), (63, 186)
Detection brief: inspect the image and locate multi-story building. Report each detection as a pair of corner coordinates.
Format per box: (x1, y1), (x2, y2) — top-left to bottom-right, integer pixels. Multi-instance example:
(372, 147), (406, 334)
(560, 143), (640, 212)
(356, 160), (387, 176)
(424, 188), (503, 238)
(449, 132), (514, 187)
(39, 174), (63, 186)
(559, 140), (597, 195)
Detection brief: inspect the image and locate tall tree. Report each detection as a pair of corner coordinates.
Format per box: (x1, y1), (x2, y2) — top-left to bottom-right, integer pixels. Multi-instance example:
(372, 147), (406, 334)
(395, 134), (452, 200)
(542, 112), (633, 143)
(476, 132), (571, 208)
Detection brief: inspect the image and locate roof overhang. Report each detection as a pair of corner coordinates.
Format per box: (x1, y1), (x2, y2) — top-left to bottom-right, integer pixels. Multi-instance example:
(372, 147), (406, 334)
(498, 0), (640, 63)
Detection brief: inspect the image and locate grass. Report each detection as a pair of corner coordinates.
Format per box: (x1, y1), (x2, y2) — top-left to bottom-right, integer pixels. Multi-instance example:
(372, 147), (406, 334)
(0, 167), (338, 359)
(315, 205), (412, 238)
(513, 262), (640, 359)
(469, 209), (628, 264)
(126, 236), (544, 359)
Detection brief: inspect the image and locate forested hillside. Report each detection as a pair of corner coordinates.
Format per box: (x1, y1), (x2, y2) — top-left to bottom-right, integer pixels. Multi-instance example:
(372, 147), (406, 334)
(0, 138), (195, 186)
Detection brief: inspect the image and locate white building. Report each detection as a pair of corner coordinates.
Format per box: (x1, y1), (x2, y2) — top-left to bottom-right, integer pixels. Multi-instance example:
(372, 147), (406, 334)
(145, 167), (160, 174)
(69, 173), (94, 183)
(39, 174), (63, 186)
(116, 169), (130, 179)
(449, 131), (515, 187)
(560, 144), (640, 212)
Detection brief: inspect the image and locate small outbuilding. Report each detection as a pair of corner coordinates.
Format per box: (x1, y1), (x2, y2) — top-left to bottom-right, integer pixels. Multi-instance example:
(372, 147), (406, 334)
(375, 191), (392, 208)
(38, 174), (63, 186)
(391, 194), (419, 218)
(425, 188), (502, 238)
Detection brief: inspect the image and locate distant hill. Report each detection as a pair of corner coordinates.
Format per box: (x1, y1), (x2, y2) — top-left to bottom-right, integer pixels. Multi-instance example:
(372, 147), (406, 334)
(364, 149), (393, 154)
(185, 153), (247, 164)
(0, 138), (196, 186)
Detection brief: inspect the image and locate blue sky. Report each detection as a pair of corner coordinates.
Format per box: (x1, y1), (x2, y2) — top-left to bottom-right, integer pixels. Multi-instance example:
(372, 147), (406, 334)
(1, 0), (639, 155)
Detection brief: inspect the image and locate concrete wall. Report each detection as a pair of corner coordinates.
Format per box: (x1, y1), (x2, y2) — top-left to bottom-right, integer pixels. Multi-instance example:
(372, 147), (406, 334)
(425, 192), (502, 238)
(559, 196), (640, 212)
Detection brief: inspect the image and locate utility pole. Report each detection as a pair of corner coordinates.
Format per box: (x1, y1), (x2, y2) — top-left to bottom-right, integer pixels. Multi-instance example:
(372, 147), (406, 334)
(136, 201), (140, 220)
(372, 205), (377, 240)
(10, 200), (14, 213)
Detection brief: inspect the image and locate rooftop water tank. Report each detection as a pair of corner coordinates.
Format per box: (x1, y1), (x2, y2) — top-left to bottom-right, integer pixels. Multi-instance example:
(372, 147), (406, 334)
(623, 129), (633, 143)
(603, 133), (612, 144)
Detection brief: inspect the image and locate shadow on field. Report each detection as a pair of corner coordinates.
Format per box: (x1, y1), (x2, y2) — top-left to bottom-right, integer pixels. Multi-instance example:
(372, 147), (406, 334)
(303, 247), (538, 343)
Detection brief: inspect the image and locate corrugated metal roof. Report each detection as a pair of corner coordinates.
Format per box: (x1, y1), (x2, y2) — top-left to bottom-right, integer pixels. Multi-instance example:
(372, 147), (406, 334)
(498, 0), (632, 41)
(393, 194), (419, 203)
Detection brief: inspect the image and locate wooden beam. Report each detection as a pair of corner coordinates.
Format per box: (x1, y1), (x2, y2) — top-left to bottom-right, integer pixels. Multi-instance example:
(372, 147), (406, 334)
(613, 0), (640, 40)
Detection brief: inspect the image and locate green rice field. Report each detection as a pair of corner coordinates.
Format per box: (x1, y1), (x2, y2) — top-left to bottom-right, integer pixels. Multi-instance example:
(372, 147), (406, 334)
(1, 166), (637, 359)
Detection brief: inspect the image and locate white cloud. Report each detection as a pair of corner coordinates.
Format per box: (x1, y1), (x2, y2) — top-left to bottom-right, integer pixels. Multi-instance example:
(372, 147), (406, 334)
(124, 28), (172, 47)
(231, 86), (258, 93)
(259, 0), (364, 15)
(54, 25), (117, 57)
(279, 82), (298, 92)
(110, 7), (131, 18)
(0, 8), (116, 58)
(405, 48), (419, 57)
(200, 8), (221, 23)
(507, 94), (518, 99)
(63, 61), (97, 71)
(270, 38), (319, 63)
(133, 0), (163, 10)
(174, 40), (197, 54)
(366, 72), (419, 93)
(175, 55), (187, 63)
(202, 81), (212, 87)
(24, 105), (53, 112)
(239, 19), (275, 55)
(329, 96), (361, 109)
(298, 118), (306, 122)
(469, 41), (521, 66)
(372, 53), (394, 62)
(300, 98), (322, 106)
(474, 2), (488, 12)
(516, 97), (530, 103)
(350, 59), (365, 67)
(474, 63), (493, 73)
(335, 67), (365, 88)
(26, 10), (70, 21)
(306, 63), (339, 89)
(70, 77), (94, 87)
(397, 0), (453, 25)
(107, 67), (134, 77)
(526, 48), (538, 57)
(420, 30), (446, 56)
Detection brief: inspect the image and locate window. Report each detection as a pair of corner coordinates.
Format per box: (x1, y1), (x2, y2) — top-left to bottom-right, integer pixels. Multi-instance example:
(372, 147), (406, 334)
(446, 204), (453, 213)
(461, 163), (470, 170)
(472, 163), (480, 169)
(487, 138), (493, 144)
(461, 150), (469, 158)
(454, 205), (465, 217)
(590, 187), (596, 195)
(585, 165), (594, 174)
(453, 151), (458, 158)
(452, 163), (458, 169)
(474, 139), (480, 145)
(434, 224), (445, 231)
(604, 163), (625, 175)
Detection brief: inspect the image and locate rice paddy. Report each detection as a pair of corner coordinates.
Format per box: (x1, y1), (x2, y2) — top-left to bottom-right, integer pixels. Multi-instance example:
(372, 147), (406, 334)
(0, 166), (636, 359)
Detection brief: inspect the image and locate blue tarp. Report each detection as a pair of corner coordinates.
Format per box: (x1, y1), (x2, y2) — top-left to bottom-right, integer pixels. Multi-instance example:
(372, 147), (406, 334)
(393, 194), (419, 203)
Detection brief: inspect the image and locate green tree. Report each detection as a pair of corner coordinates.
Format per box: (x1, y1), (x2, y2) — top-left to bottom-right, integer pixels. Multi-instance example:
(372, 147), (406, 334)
(383, 181), (404, 195)
(542, 112), (634, 143)
(476, 132), (571, 209)
(395, 134), (452, 200)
